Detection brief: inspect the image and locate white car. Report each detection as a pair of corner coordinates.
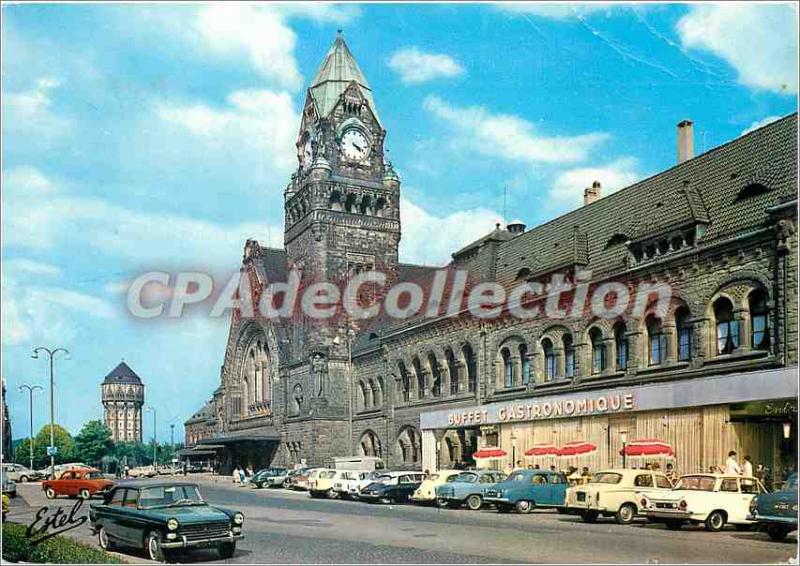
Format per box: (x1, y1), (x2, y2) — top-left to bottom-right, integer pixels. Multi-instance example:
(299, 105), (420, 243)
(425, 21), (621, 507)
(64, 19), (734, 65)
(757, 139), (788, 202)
(350, 470), (391, 497)
(640, 474), (767, 531)
(296, 468), (324, 491)
(1, 463), (42, 483)
(128, 465), (157, 478)
(565, 469), (675, 524)
(332, 470), (371, 498)
(309, 469), (338, 498)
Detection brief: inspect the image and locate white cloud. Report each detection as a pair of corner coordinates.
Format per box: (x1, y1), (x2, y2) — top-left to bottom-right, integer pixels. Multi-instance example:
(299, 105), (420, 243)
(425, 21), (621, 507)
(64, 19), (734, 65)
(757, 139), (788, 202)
(157, 89), (298, 168)
(496, 2), (618, 19)
(388, 47), (465, 84)
(194, 3), (359, 91)
(400, 197), (503, 266)
(741, 115), (782, 136)
(547, 157), (640, 211)
(677, 4), (798, 95)
(424, 95), (609, 164)
(1, 76), (72, 139)
(2, 258), (61, 278)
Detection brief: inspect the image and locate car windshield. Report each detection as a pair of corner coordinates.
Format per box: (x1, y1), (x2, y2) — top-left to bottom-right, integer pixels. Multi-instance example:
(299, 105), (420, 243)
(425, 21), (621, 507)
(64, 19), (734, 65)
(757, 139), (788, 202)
(86, 471), (104, 479)
(674, 475), (716, 491)
(589, 473), (623, 485)
(375, 474), (393, 481)
(320, 470), (336, 479)
(139, 485), (205, 509)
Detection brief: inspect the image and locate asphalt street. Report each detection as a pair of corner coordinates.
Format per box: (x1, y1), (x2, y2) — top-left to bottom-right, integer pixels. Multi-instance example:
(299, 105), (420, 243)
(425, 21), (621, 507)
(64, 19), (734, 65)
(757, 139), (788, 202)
(7, 477), (798, 564)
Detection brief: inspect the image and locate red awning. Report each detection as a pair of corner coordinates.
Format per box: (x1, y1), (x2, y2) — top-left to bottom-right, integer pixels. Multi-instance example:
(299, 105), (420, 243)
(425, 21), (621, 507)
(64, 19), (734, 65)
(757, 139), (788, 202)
(473, 448), (507, 459)
(524, 444), (559, 457)
(621, 438), (676, 459)
(558, 441), (597, 457)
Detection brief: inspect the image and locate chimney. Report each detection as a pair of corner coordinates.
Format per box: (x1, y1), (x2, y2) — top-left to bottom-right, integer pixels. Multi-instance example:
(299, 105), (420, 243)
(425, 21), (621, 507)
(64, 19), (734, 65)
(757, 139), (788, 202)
(583, 180), (601, 206)
(677, 120), (694, 164)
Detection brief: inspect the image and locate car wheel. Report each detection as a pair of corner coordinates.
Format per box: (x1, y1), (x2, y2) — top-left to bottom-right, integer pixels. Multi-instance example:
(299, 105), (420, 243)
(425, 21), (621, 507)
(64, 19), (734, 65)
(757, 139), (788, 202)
(466, 495), (483, 511)
(145, 531), (165, 562)
(580, 510), (599, 523)
(329, 491), (339, 499)
(79, 489), (91, 500)
(515, 500), (534, 514)
(705, 510), (726, 532)
(45, 487), (56, 499)
(615, 503), (637, 525)
(18, 476), (29, 483)
(436, 498), (450, 509)
(767, 525), (790, 542)
(665, 520), (683, 530)
(218, 542), (236, 559)
(98, 526), (115, 551)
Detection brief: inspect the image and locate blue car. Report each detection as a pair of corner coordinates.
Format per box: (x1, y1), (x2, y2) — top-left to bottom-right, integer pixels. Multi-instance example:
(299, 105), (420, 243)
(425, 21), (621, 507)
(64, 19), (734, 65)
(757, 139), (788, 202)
(435, 470), (506, 510)
(484, 469), (568, 513)
(749, 473), (798, 542)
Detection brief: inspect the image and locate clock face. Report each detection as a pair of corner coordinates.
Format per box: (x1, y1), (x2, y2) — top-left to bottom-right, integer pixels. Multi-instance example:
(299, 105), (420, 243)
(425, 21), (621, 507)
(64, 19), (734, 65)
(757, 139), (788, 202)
(341, 129), (370, 161)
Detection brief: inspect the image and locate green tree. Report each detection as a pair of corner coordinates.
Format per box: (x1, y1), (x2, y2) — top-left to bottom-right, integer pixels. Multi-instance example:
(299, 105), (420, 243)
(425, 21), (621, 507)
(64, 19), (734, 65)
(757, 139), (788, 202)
(33, 424), (75, 468)
(14, 439), (34, 467)
(73, 420), (113, 466)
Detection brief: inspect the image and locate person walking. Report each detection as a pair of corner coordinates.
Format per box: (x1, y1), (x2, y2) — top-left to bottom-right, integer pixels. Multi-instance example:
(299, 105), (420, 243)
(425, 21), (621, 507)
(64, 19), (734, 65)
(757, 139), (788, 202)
(742, 455), (754, 477)
(665, 463), (677, 484)
(232, 466), (240, 485)
(724, 451), (741, 475)
(238, 467), (246, 486)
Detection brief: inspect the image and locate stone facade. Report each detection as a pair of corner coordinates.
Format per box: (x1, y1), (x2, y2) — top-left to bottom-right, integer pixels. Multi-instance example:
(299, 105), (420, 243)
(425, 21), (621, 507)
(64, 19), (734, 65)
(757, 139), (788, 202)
(190, 34), (799, 474)
(101, 362), (144, 443)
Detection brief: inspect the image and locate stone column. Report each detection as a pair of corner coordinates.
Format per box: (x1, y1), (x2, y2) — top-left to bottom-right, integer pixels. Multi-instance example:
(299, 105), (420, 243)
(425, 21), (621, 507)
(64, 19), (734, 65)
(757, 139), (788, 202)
(663, 321), (678, 364)
(553, 346), (565, 379)
(735, 309), (751, 353)
(574, 341), (589, 378)
(603, 337), (617, 375)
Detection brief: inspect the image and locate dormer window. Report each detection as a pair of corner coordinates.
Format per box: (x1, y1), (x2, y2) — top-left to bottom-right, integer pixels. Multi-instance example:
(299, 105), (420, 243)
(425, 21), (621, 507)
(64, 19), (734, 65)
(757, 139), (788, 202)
(515, 268), (531, 280)
(605, 233), (629, 249)
(736, 183), (771, 202)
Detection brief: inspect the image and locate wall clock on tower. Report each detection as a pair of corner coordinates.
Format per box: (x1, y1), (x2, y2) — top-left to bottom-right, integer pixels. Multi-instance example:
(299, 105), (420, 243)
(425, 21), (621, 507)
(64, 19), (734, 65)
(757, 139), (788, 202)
(340, 128), (370, 162)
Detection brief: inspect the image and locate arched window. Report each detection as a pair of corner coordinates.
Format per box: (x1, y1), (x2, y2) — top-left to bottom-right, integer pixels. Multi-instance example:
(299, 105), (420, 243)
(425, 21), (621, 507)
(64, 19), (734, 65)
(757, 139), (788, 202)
(647, 315), (667, 365)
(357, 381), (367, 411)
(676, 307), (693, 361)
(344, 193), (357, 213)
(463, 344), (477, 393)
(373, 377), (384, 407)
(520, 344), (531, 385)
(399, 361), (411, 402)
(714, 297), (739, 355)
(589, 328), (605, 375)
(413, 357), (425, 399)
(291, 384), (303, 417)
(429, 353), (442, 397)
(749, 290), (770, 350)
(563, 334), (575, 378)
(614, 322), (628, 371)
(542, 338), (555, 381)
(501, 348), (513, 388)
(360, 430), (382, 458)
(446, 348), (459, 395)
(397, 427), (420, 464)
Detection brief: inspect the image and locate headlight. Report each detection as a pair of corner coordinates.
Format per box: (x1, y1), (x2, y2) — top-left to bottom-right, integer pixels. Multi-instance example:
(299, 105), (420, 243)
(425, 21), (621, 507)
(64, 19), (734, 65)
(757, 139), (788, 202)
(749, 498), (758, 514)
(233, 512), (244, 525)
(679, 499), (687, 510)
(167, 518), (179, 531)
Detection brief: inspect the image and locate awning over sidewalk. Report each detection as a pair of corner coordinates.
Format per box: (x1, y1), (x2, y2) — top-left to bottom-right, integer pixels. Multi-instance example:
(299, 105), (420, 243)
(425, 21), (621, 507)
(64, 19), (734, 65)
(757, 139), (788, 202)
(197, 431), (279, 445)
(176, 448), (218, 457)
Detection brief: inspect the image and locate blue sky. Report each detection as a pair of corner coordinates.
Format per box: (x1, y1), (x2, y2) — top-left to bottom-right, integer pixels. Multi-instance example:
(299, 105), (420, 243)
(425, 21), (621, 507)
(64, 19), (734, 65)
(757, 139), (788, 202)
(2, 2), (797, 443)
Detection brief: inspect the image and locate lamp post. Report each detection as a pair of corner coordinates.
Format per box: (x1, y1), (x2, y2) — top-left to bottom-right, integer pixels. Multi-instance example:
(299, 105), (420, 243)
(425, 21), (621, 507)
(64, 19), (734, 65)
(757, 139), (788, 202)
(32, 346), (69, 480)
(620, 429), (628, 469)
(510, 431), (517, 469)
(146, 406), (157, 467)
(18, 384), (43, 471)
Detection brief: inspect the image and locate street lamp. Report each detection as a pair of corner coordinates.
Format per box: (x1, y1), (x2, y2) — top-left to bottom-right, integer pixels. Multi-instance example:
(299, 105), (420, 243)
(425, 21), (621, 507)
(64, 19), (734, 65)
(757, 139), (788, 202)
(18, 384), (43, 471)
(32, 346), (69, 479)
(620, 430), (628, 469)
(510, 431), (517, 468)
(146, 406), (157, 467)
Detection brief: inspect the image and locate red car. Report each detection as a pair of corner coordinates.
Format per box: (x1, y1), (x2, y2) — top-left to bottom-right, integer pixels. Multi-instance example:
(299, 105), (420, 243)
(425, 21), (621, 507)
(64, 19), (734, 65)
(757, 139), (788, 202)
(42, 468), (114, 500)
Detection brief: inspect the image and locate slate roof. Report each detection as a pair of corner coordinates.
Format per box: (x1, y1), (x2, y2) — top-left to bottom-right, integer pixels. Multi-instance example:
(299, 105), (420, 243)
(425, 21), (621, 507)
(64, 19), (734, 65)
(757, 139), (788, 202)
(309, 34), (381, 125)
(258, 246), (288, 283)
(184, 400), (216, 425)
(102, 361), (143, 385)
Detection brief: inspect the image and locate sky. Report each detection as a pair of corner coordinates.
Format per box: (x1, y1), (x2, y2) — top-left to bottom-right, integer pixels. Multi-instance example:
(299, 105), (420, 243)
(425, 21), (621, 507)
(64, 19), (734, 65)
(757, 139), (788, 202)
(2, 2), (797, 443)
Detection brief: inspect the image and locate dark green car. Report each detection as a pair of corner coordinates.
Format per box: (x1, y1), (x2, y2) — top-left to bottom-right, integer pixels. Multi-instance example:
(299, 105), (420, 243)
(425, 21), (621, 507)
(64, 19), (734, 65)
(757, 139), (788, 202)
(749, 473), (798, 542)
(89, 480), (244, 561)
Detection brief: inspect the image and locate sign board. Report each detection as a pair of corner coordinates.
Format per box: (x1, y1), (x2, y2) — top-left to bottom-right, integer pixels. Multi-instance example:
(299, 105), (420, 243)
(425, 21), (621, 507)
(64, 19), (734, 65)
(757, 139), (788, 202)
(46, 446), (58, 456)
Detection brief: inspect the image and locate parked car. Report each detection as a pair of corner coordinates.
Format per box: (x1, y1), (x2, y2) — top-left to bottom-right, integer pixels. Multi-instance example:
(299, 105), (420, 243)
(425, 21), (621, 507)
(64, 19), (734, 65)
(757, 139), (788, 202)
(129, 466), (158, 478)
(2, 474), (17, 498)
(749, 473), (798, 541)
(284, 468), (310, 489)
(294, 468), (324, 491)
(332, 470), (371, 499)
(411, 470), (462, 504)
(2, 463), (43, 483)
(252, 468), (289, 489)
(41, 468), (114, 500)
(435, 470), (506, 511)
(89, 480), (244, 561)
(360, 472), (425, 504)
(37, 462), (90, 480)
(640, 473), (767, 531)
(350, 470), (391, 498)
(309, 469), (338, 498)
(484, 469), (568, 513)
(565, 468), (675, 524)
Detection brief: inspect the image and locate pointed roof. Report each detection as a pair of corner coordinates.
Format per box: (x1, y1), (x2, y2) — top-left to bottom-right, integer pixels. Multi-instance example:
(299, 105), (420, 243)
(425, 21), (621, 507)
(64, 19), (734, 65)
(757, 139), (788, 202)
(309, 33), (381, 125)
(102, 361), (143, 385)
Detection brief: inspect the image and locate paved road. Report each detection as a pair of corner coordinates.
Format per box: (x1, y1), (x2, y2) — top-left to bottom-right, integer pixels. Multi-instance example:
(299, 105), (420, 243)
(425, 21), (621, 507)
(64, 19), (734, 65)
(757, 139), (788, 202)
(8, 478), (798, 564)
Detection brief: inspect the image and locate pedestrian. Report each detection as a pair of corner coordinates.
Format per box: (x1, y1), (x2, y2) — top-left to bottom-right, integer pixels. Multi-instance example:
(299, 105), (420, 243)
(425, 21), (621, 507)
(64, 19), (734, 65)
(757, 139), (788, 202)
(644, 462), (652, 470)
(533, 464), (540, 470)
(504, 461), (514, 474)
(182, 461), (188, 477)
(124, 464), (130, 478)
(239, 467), (246, 485)
(549, 465), (557, 473)
(651, 462), (661, 472)
(724, 451), (741, 475)
(516, 459), (524, 471)
(665, 463), (677, 484)
(742, 455), (754, 477)
(232, 466), (240, 485)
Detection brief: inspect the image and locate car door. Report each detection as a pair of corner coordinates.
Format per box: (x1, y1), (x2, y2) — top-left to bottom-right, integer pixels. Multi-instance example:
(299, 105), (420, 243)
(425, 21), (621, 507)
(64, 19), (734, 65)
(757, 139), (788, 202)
(632, 472), (658, 502)
(717, 478), (743, 521)
(529, 473), (550, 504)
(98, 488), (127, 543)
(549, 473), (568, 506)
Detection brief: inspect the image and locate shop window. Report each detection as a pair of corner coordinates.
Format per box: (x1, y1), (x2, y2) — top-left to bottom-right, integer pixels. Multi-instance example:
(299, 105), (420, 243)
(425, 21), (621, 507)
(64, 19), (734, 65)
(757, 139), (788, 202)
(590, 328), (605, 375)
(520, 344), (531, 385)
(564, 334), (575, 378)
(749, 290), (770, 350)
(676, 307), (693, 361)
(647, 315), (668, 365)
(501, 348), (513, 388)
(463, 344), (477, 393)
(543, 339), (556, 381)
(614, 322), (628, 371)
(714, 297), (739, 355)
